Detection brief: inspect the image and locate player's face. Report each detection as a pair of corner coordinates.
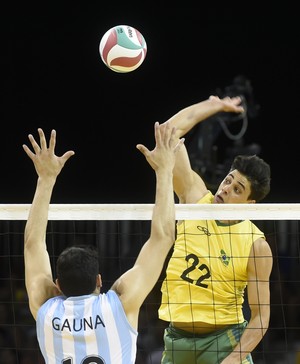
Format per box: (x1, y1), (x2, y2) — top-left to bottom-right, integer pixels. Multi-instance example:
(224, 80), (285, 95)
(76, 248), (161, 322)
(214, 170), (254, 204)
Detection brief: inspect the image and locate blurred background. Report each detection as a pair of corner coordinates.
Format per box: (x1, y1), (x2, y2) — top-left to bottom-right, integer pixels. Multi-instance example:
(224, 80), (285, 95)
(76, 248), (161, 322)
(1, 2), (300, 363)
(1, 2), (299, 203)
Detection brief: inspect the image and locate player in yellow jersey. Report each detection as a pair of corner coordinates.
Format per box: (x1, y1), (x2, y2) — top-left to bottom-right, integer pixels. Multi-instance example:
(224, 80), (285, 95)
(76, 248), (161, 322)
(157, 95), (273, 364)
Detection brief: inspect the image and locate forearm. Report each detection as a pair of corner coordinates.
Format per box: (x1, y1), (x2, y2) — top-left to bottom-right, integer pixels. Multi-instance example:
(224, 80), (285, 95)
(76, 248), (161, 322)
(25, 177), (56, 247)
(24, 175), (58, 317)
(151, 168), (175, 245)
(165, 97), (224, 138)
(221, 314), (269, 364)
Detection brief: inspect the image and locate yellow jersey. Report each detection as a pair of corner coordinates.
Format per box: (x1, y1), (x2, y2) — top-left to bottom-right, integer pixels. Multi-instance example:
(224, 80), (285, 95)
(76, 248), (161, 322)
(159, 191), (265, 325)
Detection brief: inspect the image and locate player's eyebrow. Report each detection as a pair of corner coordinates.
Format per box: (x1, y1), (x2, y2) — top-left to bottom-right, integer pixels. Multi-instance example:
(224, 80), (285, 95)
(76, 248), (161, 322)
(228, 173), (246, 191)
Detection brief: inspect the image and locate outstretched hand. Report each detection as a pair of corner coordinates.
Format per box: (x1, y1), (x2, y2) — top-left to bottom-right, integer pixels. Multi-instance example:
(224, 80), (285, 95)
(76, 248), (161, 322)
(23, 128), (75, 180)
(136, 122), (184, 171)
(209, 95), (245, 114)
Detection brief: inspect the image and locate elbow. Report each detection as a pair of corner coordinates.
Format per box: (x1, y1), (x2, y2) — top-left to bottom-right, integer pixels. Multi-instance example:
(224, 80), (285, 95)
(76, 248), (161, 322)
(154, 226), (175, 249)
(164, 224), (176, 244)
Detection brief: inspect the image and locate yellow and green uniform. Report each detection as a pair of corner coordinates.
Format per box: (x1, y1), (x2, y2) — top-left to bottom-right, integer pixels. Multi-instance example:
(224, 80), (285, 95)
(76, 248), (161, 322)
(161, 322), (253, 364)
(159, 191), (265, 326)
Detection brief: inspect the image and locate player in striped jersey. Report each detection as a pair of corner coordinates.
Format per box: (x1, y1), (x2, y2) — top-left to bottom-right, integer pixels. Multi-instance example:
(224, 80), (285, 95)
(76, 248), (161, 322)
(22, 124), (184, 364)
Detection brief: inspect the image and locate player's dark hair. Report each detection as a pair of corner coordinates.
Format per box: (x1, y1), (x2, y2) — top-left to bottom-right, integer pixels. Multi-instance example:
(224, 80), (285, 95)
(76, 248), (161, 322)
(56, 245), (99, 297)
(230, 155), (271, 202)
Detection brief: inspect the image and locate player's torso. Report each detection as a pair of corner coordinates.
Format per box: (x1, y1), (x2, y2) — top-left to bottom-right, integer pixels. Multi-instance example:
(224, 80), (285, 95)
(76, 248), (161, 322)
(36, 291), (138, 364)
(159, 218), (264, 325)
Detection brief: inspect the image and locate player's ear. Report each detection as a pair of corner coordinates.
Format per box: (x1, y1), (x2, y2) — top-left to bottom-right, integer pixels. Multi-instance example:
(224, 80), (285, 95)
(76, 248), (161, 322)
(55, 278), (62, 293)
(96, 274), (102, 288)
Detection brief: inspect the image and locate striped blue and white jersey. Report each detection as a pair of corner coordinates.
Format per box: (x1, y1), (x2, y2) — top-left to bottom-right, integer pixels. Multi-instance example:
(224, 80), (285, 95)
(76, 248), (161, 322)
(36, 290), (138, 364)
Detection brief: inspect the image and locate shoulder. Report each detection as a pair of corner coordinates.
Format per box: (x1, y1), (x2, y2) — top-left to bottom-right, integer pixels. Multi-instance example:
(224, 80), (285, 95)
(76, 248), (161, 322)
(178, 171), (209, 204)
(105, 289), (124, 308)
(248, 238), (273, 277)
(41, 294), (65, 306)
(37, 295), (65, 317)
(196, 191), (214, 204)
(251, 237), (272, 257)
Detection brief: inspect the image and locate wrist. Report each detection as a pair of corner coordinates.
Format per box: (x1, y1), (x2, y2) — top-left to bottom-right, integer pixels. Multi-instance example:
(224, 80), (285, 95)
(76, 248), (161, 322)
(37, 175), (57, 187)
(207, 96), (225, 112)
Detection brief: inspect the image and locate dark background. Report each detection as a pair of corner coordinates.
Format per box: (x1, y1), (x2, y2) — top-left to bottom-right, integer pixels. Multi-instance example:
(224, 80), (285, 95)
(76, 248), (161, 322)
(1, 2), (299, 204)
(1, 4), (300, 363)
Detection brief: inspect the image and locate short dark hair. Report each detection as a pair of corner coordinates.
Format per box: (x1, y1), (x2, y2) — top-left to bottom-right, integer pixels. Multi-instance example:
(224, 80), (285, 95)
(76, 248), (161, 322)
(230, 155), (271, 202)
(56, 245), (99, 297)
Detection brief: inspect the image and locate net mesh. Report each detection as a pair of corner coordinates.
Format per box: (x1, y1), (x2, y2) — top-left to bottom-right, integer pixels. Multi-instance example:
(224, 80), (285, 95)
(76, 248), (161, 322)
(0, 204), (300, 364)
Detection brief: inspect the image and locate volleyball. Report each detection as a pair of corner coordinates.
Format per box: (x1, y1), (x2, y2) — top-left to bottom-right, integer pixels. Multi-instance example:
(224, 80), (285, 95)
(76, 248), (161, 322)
(99, 25), (147, 73)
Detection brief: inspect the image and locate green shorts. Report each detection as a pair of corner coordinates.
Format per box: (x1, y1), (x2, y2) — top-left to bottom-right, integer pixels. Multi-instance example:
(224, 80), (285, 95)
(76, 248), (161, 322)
(161, 321), (253, 364)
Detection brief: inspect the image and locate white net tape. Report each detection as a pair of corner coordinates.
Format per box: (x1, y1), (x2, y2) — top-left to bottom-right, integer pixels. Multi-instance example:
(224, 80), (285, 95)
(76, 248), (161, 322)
(1, 203), (300, 220)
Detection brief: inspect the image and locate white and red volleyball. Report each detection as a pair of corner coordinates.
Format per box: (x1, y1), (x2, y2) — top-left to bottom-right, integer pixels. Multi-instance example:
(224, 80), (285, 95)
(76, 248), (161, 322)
(99, 25), (147, 73)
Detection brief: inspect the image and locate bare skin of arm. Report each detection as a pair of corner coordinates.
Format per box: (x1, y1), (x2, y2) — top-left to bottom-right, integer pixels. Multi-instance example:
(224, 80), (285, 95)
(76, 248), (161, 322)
(158, 96), (273, 361)
(161, 96), (245, 203)
(165, 95), (244, 140)
(221, 237), (273, 364)
(111, 122), (184, 330)
(23, 129), (75, 320)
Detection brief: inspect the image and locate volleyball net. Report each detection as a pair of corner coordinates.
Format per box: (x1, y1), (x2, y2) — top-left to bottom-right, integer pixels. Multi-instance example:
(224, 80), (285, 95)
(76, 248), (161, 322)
(0, 204), (300, 364)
